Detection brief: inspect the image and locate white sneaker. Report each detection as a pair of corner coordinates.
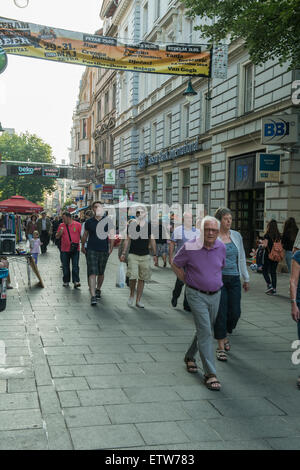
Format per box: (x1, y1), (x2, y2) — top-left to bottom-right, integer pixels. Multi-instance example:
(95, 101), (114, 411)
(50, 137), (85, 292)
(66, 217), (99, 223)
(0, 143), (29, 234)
(127, 297), (134, 307)
(136, 301), (145, 308)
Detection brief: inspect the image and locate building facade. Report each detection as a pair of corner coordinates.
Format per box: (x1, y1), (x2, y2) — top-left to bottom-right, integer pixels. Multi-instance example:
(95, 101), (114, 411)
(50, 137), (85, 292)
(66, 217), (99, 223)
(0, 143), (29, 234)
(69, 0), (300, 255)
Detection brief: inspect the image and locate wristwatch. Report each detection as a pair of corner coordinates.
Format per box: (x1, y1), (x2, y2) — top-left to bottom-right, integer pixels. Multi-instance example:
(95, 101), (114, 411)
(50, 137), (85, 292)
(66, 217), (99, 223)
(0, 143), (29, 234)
(291, 299), (297, 303)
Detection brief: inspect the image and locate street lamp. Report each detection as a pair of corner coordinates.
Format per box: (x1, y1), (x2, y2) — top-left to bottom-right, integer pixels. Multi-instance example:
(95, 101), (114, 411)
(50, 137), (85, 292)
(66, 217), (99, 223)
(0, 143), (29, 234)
(183, 78), (197, 103)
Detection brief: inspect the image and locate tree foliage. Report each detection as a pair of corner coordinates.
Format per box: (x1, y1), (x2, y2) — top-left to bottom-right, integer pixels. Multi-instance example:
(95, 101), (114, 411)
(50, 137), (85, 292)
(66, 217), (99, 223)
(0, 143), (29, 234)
(0, 132), (56, 204)
(181, 0), (300, 68)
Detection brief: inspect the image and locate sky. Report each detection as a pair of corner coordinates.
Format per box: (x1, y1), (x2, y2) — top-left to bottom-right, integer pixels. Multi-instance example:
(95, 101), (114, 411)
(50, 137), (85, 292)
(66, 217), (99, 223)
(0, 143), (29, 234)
(0, 0), (103, 163)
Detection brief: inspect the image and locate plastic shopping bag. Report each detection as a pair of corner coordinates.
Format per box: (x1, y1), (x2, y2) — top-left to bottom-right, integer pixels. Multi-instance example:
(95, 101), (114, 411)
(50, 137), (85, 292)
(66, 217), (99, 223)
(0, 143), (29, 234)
(116, 262), (126, 288)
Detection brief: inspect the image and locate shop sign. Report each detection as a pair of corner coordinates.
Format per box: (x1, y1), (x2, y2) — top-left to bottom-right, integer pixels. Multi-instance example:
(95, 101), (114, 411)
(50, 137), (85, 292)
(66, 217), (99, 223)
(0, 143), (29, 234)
(256, 153), (281, 182)
(113, 189), (126, 198)
(118, 169), (125, 180)
(138, 140), (199, 169)
(261, 115), (298, 144)
(105, 169), (115, 184)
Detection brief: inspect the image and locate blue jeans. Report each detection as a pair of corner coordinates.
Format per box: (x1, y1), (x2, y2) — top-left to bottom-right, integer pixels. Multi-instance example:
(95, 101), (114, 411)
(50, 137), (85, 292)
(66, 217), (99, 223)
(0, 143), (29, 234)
(61, 251), (80, 284)
(214, 275), (241, 340)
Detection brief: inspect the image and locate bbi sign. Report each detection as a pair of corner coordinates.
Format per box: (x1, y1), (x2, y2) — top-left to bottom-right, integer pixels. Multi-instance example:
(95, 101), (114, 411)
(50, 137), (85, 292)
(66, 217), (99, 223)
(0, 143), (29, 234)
(256, 153), (281, 182)
(261, 115), (298, 144)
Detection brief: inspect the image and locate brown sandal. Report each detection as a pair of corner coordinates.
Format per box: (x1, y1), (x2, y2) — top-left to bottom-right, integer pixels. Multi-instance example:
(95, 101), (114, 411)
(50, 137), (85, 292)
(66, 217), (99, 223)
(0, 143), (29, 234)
(204, 374), (221, 391)
(184, 357), (198, 373)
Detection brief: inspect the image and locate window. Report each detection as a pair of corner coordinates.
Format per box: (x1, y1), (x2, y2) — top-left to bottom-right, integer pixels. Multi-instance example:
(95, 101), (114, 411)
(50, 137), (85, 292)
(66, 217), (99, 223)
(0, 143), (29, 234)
(183, 103), (190, 139)
(182, 168), (190, 206)
(165, 113), (172, 147)
(143, 3), (148, 36)
(97, 100), (101, 122)
(109, 136), (114, 164)
(204, 93), (211, 132)
(120, 137), (124, 162)
(81, 155), (86, 167)
(155, 0), (161, 20)
(112, 83), (117, 108)
(76, 132), (80, 150)
(151, 122), (157, 152)
(82, 119), (87, 139)
(244, 63), (254, 113)
(104, 91), (109, 115)
(102, 140), (107, 162)
(152, 175), (157, 203)
(189, 20), (193, 43)
(166, 172), (172, 206)
(202, 164), (211, 215)
(140, 127), (145, 153)
(140, 178), (145, 202)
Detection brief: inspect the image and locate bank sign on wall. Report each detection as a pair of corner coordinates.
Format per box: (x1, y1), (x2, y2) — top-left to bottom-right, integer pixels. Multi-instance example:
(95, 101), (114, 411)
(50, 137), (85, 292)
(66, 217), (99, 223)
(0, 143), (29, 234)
(261, 115), (298, 144)
(138, 141), (199, 169)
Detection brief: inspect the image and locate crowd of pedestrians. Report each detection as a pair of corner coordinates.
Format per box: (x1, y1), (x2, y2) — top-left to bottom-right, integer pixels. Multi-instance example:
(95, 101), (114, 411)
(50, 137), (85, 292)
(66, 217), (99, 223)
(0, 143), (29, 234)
(21, 205), (300, 391)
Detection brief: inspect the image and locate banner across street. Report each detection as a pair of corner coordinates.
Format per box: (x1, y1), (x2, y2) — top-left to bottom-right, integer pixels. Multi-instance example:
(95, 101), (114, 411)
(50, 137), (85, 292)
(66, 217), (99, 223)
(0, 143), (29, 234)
(0, 16), (212, 77)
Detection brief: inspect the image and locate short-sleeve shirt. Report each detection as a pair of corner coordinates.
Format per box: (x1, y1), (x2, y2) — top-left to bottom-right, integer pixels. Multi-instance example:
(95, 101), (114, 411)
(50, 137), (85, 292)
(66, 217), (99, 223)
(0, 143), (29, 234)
(293, 230), (300, 250)
(128, 222), (152, 256)
(57, 221), (81, 253)
(171, 225), (200, 253)
(292, 250), (300, 305)
(85, 217), (109, 252)
(173, 238), (226, 292)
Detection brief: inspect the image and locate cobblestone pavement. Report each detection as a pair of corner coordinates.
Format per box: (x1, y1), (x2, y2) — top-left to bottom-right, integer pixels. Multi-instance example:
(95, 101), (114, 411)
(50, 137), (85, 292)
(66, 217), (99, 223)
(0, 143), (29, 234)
(1, 244), (299, 450)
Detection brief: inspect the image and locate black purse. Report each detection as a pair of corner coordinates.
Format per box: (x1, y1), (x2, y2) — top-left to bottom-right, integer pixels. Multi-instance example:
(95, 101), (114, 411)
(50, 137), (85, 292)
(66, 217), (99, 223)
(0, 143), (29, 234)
(66, 224), (79, 254)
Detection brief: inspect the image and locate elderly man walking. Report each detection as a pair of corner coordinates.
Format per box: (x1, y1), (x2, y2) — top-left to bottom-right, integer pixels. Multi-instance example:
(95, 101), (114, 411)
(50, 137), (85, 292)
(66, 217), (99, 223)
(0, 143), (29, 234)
(172, 216), (226, 391)
(37, 211), (52, 254)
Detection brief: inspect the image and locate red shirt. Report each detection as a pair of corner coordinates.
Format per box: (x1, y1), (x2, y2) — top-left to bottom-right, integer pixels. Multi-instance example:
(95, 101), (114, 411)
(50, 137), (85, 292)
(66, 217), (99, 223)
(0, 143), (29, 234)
(58, 221), (81, 252)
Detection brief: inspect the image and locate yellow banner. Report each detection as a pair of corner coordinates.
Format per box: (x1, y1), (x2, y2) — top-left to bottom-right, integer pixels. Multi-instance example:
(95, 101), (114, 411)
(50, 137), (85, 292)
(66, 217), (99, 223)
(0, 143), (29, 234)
(0, 16), (212, 77)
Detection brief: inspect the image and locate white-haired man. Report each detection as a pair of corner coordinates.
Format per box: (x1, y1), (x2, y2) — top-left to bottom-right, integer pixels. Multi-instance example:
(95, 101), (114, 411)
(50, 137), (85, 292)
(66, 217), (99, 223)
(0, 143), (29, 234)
(171, 216), (226, 391)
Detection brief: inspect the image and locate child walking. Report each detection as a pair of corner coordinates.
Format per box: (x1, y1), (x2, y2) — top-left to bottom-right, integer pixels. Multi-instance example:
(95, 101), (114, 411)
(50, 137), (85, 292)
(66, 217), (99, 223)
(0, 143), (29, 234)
(30, 230), (42, 265)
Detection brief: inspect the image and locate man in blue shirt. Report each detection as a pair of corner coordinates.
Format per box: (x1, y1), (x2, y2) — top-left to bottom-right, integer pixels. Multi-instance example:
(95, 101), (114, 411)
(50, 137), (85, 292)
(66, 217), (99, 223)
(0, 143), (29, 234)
(81, 201), (114, 306)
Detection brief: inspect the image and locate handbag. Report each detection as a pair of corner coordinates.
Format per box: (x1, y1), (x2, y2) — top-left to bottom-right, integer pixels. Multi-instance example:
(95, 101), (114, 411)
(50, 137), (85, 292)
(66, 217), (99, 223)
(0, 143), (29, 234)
(66, 224), (79, 254)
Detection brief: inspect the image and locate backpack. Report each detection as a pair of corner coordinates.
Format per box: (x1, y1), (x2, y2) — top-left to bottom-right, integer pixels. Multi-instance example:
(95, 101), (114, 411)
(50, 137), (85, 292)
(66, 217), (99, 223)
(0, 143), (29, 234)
(268, 240), (284, 262)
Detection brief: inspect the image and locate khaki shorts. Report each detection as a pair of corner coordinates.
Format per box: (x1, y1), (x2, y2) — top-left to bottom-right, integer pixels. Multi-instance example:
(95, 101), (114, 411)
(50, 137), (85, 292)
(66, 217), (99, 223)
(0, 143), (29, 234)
(127, 254), (151, 282)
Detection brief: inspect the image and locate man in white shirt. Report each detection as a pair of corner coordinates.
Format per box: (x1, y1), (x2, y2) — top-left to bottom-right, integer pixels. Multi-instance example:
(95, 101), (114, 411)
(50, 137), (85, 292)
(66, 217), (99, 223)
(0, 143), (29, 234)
(169, 212), (200, 310)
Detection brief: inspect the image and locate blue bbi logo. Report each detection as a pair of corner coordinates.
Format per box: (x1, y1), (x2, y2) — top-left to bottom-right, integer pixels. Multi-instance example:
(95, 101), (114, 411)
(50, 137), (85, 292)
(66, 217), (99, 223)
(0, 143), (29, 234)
(264, 119), (289, 140)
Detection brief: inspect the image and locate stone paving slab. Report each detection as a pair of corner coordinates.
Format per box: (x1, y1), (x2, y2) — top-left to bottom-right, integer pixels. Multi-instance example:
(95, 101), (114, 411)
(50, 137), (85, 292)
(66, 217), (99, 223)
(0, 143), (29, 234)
(2, 245), (299, 450)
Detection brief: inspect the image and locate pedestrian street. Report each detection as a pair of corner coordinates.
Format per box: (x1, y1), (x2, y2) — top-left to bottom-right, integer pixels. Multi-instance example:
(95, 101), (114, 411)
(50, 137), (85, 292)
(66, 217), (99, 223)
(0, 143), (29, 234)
(1, 244), (299, 450)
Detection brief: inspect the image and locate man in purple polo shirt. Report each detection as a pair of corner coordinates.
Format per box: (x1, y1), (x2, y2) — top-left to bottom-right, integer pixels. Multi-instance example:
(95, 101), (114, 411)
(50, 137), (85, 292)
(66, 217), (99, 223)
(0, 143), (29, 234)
(172, 216), (226, 391)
